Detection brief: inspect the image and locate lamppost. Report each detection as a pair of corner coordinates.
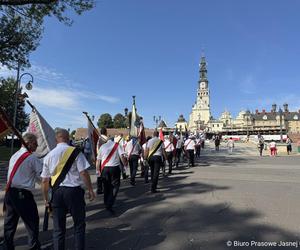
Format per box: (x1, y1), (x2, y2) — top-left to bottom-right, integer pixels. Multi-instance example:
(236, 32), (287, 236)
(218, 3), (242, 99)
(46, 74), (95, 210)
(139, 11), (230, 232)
(11, 71), (34, 154)
(279, 107), (283, 143)
(153, 115), (161, 129)
(245, 110), (251, 138)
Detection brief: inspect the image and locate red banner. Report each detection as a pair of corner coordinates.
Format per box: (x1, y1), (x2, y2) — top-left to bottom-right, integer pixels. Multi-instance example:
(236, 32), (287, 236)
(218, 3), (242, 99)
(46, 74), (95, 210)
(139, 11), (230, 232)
(0, 108), (11, 138)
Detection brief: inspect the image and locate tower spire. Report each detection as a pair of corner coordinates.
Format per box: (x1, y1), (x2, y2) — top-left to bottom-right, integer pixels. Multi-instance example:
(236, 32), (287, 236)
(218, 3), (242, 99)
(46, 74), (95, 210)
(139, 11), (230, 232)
(199, 54), (208, 82)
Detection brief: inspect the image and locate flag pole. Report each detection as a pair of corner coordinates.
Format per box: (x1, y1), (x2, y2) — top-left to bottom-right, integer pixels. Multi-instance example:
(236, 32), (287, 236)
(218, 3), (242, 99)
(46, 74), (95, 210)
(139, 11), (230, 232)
(0, 106), (30, 152)
(82, 112), (100, 136)
(26, 100), (35, 111)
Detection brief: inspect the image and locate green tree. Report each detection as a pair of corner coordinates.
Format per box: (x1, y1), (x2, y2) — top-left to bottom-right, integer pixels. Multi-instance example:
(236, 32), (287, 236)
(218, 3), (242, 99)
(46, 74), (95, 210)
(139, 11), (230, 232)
(97, 113), (113, 129)
(0, 0), (95, 69)
(113, 113), (126, 128)
(0, 77), (29, 132)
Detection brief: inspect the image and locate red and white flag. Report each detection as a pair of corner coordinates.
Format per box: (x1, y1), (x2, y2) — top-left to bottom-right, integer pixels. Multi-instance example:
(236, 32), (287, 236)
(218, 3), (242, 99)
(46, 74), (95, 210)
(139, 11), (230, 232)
(86, 116), (99, 162)
(159, 127), (164, 141)
(0, 108), (11, 139)
(138, 119), (146, 145)
(27, 108), (56, 158)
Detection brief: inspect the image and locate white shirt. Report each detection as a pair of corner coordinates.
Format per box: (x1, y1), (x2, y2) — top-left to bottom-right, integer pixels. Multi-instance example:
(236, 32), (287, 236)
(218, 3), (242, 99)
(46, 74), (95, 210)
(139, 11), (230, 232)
(227, 139), (234, 148)
(269, 141), (276, 148)
(96, 135), (108, 154)
(8, 147), (42, 191)
(164, 139), (174, 153)
(176, 138), (183, 149)
(97, 140), (125, 167)
(125, 139), (141, 157)
(184, 139), (196, 150)
(146, 137), (164, 157)
(41, 143), (90, 187)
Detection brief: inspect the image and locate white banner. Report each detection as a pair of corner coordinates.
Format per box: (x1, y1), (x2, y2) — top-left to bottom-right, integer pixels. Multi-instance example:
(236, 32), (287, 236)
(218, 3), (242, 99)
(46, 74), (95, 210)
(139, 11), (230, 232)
(27, 109), (56, 158)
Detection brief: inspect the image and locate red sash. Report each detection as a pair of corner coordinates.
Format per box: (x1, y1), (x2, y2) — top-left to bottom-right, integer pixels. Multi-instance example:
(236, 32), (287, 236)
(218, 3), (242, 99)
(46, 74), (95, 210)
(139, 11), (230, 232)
(6, 151), (31, 192)
(184, 139), (193, 150)
(100, 143), (119, 172)
(165, 142), (172, 151)
(128, 141), (138, 159)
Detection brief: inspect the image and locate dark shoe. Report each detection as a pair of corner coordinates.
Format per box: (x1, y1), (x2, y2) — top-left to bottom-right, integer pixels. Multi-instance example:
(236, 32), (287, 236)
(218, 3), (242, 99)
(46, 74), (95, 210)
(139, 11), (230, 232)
(145, 180), (149, 183)
(97, 189), (103, 195)
(106, 207), (116, 215)
(130, 181), (136, 186)
(122, 173), (127, 179)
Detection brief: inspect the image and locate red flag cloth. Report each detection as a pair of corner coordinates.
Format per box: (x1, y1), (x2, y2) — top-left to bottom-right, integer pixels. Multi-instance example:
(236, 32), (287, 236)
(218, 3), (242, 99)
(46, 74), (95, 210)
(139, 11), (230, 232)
(87, 117), (99, 162)
(138, 121), (146, 145)
(0, 108), (11, 139)
(159, 127), (164, 141)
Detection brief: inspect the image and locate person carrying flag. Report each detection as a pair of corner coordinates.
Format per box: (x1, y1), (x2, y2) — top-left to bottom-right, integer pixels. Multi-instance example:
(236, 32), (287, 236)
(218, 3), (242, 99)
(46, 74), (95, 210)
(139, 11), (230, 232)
(3, 133), (42, 250)
(144, 130), (167, 193)
(125, 136), (142, 186)
(41, 128), (95, 250)
(96, 129), (127, 214)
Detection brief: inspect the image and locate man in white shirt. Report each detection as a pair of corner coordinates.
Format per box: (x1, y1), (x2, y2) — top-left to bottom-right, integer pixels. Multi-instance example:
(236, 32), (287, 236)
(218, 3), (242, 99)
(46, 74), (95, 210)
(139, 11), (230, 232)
(125, 136), (141, 186)
(175, 135), (183, 167)
(227, 137), (235, 155)
(96, 135), (127, 214)
(41, 128), (95, 250)
(144, 131), (167, 193)
(164, 135), (175, 174)
(3, 133), (42, 250)
(184, 135), (196, 167)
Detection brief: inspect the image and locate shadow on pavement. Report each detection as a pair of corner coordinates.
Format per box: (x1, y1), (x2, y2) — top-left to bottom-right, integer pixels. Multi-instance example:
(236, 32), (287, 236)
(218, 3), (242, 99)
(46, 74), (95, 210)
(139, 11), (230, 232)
(5, 167), (300, 250)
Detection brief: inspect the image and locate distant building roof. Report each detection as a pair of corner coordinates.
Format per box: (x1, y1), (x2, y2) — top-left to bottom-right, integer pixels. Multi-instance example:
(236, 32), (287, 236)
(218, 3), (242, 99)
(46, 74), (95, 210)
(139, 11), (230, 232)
(253, 111), (300, 121)
(158, 120), (167, 128)
(177, 114), (186, 122)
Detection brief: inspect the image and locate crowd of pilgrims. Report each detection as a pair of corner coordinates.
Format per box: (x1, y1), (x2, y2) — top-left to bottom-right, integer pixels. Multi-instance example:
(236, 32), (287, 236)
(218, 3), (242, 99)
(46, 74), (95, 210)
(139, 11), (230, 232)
(2, 128), (206, 250)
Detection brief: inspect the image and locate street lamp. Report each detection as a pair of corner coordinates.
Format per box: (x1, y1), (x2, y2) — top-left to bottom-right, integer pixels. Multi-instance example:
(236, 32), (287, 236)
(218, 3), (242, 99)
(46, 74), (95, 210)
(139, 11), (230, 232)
(11, 71), (34, 154)
(279, 107), (283, 143)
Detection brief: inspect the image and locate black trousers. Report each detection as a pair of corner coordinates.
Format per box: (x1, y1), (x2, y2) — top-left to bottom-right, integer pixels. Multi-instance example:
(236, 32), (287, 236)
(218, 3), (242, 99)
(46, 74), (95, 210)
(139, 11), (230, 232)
(129, 155), (139, 184)
(149, 156), (162, 192)
(52, 186), (86, 250)
(166, 152), (173, 174)
(3, 188), (40, 250)
(187, 150), (195, 167)
(101, 166), (121, 209)
(97, 176), (103, 194)
(175, 148), (182, 166)
(195, 145), (201, 158)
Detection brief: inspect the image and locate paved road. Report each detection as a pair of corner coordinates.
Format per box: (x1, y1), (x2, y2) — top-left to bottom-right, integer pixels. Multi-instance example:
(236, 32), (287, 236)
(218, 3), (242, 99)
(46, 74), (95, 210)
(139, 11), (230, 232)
(1, 142), (300, 249)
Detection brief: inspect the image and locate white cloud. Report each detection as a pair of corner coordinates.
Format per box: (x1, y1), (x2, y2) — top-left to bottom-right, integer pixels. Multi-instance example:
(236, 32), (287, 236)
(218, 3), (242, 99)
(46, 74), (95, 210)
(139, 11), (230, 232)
(78, 92), (119, 104)
(28, 87), (78, 110)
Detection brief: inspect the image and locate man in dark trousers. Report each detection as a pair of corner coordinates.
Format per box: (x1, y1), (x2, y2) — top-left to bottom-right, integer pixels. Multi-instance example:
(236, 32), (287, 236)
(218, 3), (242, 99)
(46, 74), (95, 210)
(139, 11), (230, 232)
(184, 135), (196, 167)
(125, 136), (141, 186)
(96, 130), (127, 214)
(145, 130), (167, 193)
(41, 128), (95, 250)
(3, 133), (42, 250)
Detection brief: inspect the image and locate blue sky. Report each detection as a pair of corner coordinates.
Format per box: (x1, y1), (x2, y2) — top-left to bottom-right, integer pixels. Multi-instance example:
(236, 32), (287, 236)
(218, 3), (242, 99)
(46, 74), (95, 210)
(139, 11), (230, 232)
(2, 0), (300, 130)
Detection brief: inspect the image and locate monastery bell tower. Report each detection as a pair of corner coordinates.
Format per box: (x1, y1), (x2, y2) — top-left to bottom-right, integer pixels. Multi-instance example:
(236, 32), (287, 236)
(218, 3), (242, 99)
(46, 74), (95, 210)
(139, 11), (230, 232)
(188, 55), (211, 131)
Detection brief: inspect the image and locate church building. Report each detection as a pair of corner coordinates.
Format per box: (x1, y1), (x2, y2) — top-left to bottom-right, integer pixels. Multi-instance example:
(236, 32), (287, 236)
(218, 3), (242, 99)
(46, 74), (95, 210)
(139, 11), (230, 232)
(188, 55), (211, 132)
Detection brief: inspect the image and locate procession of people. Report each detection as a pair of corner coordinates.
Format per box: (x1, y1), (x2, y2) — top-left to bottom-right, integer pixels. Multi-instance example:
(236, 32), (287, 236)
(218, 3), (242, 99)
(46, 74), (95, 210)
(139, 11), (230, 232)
(1, 114), (296, 250)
